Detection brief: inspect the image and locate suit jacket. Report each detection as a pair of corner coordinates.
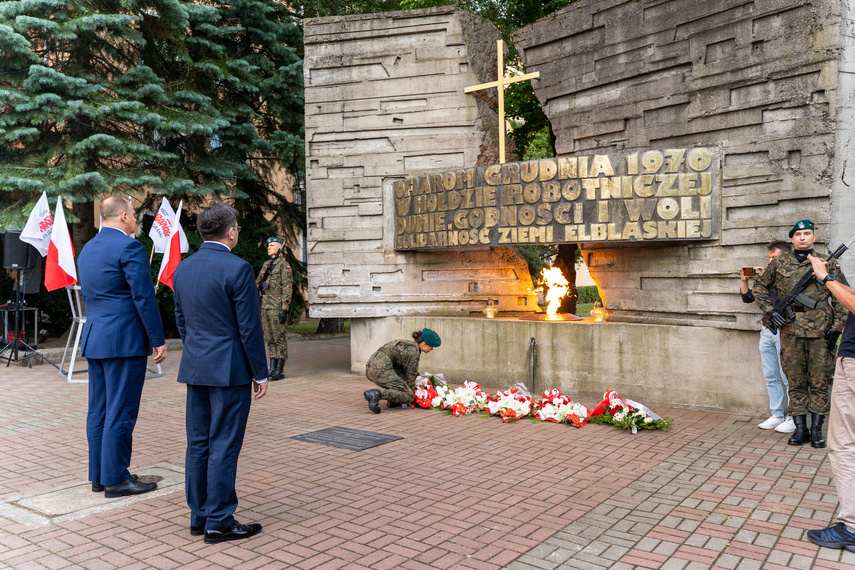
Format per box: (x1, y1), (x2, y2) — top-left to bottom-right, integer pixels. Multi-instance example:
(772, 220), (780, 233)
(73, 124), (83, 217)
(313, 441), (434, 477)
(78, 227), (164, 359)
(173, 242), (268, 386)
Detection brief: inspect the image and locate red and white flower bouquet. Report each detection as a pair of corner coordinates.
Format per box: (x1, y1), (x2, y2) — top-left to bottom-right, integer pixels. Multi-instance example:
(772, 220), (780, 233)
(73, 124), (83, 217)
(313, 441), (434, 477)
(440, 381), (488, 416)
(414, 374), (449, 409)
(484, 384), (533, 422)
(586, 390), (670, 433)
(533, 389), (589, 427)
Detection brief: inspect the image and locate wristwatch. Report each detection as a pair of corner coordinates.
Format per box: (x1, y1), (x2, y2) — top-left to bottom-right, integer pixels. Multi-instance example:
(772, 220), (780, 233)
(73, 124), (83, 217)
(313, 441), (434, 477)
(822, 274), (837, 284)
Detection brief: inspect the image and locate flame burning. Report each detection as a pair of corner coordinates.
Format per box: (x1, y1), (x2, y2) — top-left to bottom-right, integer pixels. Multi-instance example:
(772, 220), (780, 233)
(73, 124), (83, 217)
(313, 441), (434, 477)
(541, 267), (569, 315)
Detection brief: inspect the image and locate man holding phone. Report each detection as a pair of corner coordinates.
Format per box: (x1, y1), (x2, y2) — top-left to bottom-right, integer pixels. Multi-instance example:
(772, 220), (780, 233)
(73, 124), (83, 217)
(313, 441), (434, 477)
(741, 241), (793, 433)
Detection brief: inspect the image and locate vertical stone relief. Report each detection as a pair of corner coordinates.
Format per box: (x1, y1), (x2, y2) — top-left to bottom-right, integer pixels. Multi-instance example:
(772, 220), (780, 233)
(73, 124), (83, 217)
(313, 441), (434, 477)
(305, 7), (536, 318)
(514, 0), (848, 329)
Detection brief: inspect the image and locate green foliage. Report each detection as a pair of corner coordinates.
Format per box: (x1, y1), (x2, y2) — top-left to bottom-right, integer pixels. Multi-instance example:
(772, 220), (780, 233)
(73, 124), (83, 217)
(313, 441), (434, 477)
(2, 0), (307, 327)
(576, 285), (600, 304)
(516, 245), (557, 281)
(298, 0), (404, 17)
(139, 205), (307, 338)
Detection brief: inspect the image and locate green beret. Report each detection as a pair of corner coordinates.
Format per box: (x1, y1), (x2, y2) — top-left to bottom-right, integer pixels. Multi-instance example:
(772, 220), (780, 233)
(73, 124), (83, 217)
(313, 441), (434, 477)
(421, 328), (441, 348)
(789, 219), (815, 238)
(266, 237), (284, 245)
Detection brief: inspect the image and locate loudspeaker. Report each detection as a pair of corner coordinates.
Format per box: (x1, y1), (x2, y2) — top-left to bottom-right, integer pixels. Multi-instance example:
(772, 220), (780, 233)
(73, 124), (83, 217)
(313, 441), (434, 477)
(3, 231), (37, 270)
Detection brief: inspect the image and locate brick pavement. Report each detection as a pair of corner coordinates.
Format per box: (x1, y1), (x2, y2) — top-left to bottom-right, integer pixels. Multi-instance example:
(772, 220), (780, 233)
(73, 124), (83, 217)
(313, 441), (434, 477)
(0, 337), (853, 569)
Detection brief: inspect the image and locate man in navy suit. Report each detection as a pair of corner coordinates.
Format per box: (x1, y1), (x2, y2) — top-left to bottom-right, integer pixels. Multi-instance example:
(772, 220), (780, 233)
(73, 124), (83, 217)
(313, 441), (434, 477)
(78, 196), (167, 498)
(172, 203), (268, 544)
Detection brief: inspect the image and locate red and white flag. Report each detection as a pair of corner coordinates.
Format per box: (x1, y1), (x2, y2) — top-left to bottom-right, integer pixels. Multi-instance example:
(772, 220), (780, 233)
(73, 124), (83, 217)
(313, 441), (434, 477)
(20, 191), (54, 256)
(44, 197), (77, 291)
(157, 201), (184, 290)
(148, 197), (188, 254)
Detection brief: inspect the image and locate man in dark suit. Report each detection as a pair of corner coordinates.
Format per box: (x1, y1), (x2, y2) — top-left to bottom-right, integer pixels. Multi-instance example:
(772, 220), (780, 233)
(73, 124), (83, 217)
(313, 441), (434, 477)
(172, 203), (268, 544)
(78, 196), (167, 498)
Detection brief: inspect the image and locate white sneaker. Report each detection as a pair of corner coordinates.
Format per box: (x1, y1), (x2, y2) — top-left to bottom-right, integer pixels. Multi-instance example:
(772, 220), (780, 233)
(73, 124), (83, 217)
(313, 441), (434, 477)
(774, 416), (796, 433)
(759, 416), (786, 430)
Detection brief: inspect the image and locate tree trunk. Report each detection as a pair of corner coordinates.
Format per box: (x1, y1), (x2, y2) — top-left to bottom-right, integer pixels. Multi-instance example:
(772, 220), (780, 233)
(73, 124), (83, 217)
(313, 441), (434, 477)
(553, 244), (579, 314)
(316, 317), (346, 335)
(72, 201), (96, 251)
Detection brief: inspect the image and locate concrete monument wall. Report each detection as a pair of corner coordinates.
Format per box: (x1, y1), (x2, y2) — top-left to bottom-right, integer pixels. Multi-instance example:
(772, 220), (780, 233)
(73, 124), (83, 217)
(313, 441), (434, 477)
(514, 0), (855, 330)
(304, 7), (537, 318)
(352, 316), (768, 414)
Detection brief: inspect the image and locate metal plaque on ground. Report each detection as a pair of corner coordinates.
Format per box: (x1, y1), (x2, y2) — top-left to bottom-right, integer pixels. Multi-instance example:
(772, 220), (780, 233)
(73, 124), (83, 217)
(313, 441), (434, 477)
(290, 426), (403, 451)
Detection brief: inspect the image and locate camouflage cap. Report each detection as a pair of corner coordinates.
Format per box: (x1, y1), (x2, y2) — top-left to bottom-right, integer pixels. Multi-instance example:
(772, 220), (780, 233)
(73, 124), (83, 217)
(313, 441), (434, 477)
(788, 219), (815, 238)
(266, 237), (284, 245)
(421, 328), (441, 347)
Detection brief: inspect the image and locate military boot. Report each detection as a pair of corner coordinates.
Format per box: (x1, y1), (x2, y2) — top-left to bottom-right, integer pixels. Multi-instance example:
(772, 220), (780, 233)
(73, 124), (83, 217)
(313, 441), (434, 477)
(788, 415), (810, 446)
(810, 414), (827, 448)
(268, 358), (282, 380)
(364, 390), (381, 414)
(271, 359), (285, 380)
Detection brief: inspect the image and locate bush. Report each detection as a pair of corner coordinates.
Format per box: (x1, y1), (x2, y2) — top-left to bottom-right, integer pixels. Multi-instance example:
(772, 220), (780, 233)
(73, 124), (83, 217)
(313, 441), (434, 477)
(577, 285), (601, 304)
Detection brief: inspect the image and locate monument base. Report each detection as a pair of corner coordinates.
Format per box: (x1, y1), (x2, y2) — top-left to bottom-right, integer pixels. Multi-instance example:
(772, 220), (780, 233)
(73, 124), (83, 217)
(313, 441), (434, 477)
(351, 316), (768, 415)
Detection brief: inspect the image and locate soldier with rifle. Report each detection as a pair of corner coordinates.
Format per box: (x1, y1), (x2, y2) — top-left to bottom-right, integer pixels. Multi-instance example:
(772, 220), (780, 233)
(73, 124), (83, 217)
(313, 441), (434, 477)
(256, 237), (292, 381)
(753, 220), (849, 448)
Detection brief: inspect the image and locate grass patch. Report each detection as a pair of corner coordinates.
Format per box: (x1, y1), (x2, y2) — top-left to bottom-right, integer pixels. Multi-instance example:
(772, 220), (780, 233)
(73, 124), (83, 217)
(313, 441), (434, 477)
(576, 303), (595, 317)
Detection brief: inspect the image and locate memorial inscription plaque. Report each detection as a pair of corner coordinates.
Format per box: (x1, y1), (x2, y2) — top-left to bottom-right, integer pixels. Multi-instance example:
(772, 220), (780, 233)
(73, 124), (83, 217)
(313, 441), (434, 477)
(395, 148), (720, 250)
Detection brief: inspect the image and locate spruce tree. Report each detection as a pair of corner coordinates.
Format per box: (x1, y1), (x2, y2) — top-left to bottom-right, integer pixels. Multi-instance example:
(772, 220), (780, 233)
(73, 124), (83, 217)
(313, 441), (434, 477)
(1, 0), (306, 316)
(0, 0), (225, 244)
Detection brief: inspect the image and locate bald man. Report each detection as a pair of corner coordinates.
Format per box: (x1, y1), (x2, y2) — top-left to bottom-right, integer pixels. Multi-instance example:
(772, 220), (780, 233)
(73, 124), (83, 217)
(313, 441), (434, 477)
(78, 196), (167, 497)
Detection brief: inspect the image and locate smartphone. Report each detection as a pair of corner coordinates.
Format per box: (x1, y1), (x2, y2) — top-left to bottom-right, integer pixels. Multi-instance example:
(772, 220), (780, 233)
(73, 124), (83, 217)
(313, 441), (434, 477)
(742, 267), (756, 277)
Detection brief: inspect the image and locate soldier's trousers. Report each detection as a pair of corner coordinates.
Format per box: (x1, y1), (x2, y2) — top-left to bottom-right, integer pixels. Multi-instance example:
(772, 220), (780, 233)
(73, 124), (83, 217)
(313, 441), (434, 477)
(780, 336), (834, 415)
(261, 309), (288, 361)
(365, 365), (414, 405)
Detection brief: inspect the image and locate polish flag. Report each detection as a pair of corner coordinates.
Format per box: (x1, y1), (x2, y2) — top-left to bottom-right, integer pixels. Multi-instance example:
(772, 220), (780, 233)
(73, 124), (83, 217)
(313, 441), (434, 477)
(148, 197), (188, 254)
(157, 201), (183, 290)
(20, 191), (54, 256)
(44, 197), (77, 291)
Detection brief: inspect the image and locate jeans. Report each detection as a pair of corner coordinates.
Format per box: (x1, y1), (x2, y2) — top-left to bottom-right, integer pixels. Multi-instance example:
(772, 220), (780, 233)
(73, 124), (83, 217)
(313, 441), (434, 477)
(760, 327), (788, 417)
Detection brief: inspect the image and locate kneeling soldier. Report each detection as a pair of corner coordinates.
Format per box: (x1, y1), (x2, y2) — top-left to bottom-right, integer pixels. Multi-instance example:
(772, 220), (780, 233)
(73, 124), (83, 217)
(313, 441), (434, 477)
(363, 328), (441, 413)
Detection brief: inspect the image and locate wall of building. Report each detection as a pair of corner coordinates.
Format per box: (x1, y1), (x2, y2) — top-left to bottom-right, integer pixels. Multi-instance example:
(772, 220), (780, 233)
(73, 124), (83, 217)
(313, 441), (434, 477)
(304, 7), (538, 318)
(513, 0), (854, 329)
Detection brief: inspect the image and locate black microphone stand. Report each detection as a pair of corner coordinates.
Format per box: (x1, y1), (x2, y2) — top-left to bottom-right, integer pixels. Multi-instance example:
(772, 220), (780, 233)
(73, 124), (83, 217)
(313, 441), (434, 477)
(1, 270), (57, 369)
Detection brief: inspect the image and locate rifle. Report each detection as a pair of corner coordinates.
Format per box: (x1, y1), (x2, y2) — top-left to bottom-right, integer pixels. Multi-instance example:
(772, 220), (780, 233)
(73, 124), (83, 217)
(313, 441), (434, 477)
(257, 250), (281, 297)
(767, 234), (855, 334)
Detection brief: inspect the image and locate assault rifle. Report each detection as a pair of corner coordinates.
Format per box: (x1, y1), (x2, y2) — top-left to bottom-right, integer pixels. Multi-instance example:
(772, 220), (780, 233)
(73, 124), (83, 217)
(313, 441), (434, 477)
(257, 249), (282, 297)
(767, 234), (855, 334)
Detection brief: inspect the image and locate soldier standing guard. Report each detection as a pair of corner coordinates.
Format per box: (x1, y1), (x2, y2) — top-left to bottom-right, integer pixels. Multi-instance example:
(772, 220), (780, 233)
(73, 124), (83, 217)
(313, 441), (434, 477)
(753, 220), (849, 448)
(256, 237), (292, 381)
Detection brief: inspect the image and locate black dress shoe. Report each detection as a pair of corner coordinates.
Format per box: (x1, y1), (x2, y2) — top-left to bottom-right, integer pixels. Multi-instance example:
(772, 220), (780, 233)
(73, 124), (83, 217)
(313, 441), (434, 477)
(104, 474), (157, 498)
(204, 521), (262, 544)
(190, 525), (205, 536)
(93, 473), (137, 493)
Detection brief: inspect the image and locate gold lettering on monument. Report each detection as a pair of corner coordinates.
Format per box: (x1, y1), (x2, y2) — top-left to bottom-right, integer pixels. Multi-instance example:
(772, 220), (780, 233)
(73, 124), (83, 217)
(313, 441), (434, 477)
(394, 148), (720, 250)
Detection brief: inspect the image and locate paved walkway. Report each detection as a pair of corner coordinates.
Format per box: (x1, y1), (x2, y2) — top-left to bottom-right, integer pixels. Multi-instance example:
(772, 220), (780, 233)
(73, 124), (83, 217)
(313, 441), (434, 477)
(0, 338), (852, 569)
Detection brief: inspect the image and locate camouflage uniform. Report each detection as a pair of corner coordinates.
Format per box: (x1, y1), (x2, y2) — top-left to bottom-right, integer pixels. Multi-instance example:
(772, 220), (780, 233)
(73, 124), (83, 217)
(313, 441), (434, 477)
(753, 252), (848, 415)
(365, 340), (422, 405)
(256, 256), (292, 361)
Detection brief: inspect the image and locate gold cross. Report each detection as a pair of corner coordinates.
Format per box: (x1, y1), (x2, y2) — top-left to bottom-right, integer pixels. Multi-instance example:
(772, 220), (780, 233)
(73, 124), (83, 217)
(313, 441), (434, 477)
(464, 39), (540, 164)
